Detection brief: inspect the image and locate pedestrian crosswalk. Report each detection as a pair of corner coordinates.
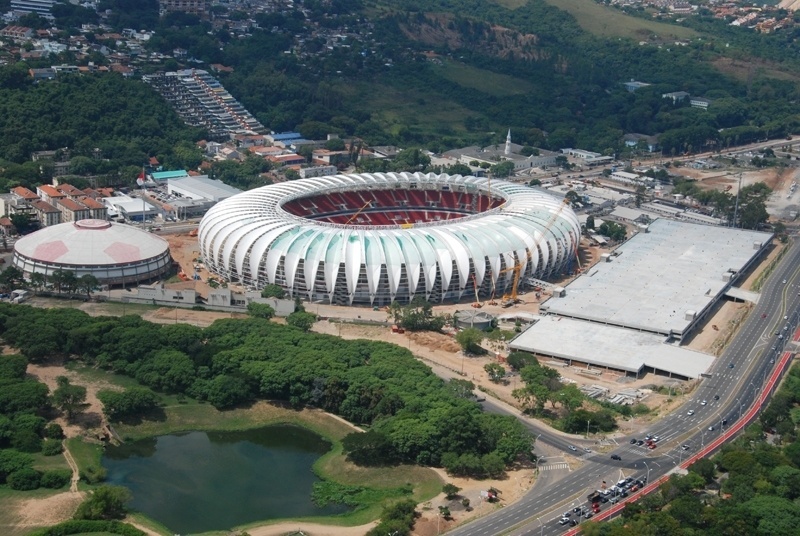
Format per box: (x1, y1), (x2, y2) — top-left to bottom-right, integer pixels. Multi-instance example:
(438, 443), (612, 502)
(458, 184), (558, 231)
(539, 462), (570, 471)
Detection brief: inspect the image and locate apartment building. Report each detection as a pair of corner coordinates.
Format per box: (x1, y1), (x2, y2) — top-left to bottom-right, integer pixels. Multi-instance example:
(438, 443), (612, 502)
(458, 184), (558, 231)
(143, 69), (265, 140)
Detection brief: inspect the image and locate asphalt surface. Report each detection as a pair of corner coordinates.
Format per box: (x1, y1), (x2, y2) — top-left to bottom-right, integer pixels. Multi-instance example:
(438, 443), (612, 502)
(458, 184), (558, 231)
(448, 239), (800, 536)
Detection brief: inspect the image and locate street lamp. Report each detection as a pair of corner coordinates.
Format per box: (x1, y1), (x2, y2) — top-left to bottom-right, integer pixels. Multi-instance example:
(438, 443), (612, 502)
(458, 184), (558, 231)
(643, 460), (651, 485)
(586, 419), (591, 439)
(537, 516), (543, 536)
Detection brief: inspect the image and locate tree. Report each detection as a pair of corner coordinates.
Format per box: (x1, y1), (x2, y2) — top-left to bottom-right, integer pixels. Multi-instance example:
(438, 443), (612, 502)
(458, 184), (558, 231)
(10, 213), (32, 234)
(585, 214), (595, 230)
(7, 467), (41, 490)
(324, 137), (346, 151)
(598, 221), (626, 241)
(455, 328), (484, 354)
(443, 483), (461, 499)
(97, 388), (160, 421)
(78, 274), (99, 299)
(52, 376), (87, 420)
(286, 311), (317, 331)
(484, 363), (506, 383)
(260, 284), (285, 298)
(507, 351), (537, 371)
(0, 266), (24, 292)
(490, 161), (515, 178)
(74, 485), (132, 520)
(50, 269), (78, 294)
(29, 272), (46, 292)
(246, 302), (275, 319)
(284, 168), (300, 180)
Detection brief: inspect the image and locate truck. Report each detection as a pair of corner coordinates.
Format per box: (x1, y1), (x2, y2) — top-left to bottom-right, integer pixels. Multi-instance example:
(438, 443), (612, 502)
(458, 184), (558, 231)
(587, 491), (603, 504)
(11, 289), (31, 304)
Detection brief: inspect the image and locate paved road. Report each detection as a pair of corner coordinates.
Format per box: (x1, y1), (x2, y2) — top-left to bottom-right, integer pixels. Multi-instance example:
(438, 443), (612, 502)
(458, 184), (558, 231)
(449, 239), (800, 536)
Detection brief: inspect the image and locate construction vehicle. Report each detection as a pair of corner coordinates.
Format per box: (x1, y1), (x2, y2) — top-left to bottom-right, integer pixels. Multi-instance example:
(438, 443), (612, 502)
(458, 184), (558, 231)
(470, 274), (483, 308)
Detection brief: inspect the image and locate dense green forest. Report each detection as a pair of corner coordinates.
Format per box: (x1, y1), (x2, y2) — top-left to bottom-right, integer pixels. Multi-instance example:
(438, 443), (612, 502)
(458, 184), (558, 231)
(0, 304), (532, 476)
(0, 70), (202, 188)
(581, 362), (800, 536)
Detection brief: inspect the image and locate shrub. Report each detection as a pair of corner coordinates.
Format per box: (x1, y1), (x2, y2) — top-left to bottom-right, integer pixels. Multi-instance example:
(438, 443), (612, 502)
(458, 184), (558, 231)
(74, 485), (132, 520)
(81, 465), (107, 484)
(41, 439), (64, 456)
(8, 467), (41, 490)
(41, 469), (72, 489)
(44, 423), (64, 439)
(29, 519), (146, 536)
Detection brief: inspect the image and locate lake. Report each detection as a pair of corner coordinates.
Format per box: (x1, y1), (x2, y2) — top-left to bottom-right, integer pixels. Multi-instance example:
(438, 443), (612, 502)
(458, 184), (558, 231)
(103, 425), (347, 533)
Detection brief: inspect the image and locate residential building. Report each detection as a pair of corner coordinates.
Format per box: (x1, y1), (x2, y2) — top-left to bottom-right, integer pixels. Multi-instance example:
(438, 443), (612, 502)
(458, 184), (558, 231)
(662, 91), (690, 103)
(142, 69), (265, 140)
(0, 25), (33, 39)
(29, 68), (55, 81)
(623, 133), (659, 152)
(623, 80), (651, 92)
(10, 0), (57, 18)
(690, 97), (712, 109)
(299, 165), (337, 179)
(57, 198), (91, 223)
(56, 183), (84, 199)
(78, 197), (108, 220)
(30, 199), (61, 227)
(36, 184), (65, 206)
(159, 0), (208, 17)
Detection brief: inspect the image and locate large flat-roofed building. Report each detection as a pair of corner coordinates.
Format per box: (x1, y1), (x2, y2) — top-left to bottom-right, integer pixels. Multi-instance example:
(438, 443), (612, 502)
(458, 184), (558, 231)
(509, 316), (715, 379)
(167, 176), (242, 203)
(541, 219), (772, 341)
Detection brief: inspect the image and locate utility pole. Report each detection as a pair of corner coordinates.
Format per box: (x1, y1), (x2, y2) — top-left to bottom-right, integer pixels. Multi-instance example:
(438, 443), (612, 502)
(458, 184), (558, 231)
(732, 172), (743, 228)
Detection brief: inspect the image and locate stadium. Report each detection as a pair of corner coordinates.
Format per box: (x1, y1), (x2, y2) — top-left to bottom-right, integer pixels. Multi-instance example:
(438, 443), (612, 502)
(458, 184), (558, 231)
(199, 172), (580, 305)
(13, 219), (172, 286)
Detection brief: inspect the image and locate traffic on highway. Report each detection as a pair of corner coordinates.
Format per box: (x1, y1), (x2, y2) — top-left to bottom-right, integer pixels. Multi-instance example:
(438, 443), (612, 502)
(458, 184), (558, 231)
(449, 239), (800, 536)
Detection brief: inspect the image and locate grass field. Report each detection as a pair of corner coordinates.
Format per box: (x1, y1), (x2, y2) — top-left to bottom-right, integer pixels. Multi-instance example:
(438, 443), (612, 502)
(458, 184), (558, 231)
(356, 82), (474, 138)
(437, 60), (535, 97)
(486, 0), (697, 40)
(65, 437), (103, 484)
(31, 451), (71, 473)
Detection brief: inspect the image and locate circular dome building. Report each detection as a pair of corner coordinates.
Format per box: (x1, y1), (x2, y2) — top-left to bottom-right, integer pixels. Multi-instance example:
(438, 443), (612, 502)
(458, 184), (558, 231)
(13, 219), (172, 285)
(199, 172), (580, 306)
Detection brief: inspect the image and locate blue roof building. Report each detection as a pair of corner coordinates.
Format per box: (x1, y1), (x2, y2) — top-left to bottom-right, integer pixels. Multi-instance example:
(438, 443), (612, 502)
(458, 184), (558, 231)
(151, 170), (189, 181)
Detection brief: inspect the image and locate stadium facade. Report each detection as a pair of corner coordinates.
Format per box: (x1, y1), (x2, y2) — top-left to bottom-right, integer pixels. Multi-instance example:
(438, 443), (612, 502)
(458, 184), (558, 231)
(199, 172), (580, 305)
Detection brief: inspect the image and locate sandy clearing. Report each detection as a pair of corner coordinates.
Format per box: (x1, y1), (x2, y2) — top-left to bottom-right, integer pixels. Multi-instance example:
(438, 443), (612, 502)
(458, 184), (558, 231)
(12, 492), (85, 529)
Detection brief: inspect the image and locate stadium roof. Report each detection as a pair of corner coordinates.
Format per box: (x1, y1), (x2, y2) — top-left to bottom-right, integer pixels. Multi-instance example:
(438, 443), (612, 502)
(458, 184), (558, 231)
(510, 316), (715, 378)
(541, 219), (771, 338)
(14, 219), (169, 266)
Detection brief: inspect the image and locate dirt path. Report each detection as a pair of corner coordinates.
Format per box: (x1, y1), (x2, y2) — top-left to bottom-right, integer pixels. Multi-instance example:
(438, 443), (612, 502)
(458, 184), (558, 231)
(61, 442), (80, 493)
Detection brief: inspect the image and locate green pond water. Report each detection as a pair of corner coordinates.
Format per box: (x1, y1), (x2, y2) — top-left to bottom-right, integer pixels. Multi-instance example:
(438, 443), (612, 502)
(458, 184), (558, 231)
(103, 425), (347, 534)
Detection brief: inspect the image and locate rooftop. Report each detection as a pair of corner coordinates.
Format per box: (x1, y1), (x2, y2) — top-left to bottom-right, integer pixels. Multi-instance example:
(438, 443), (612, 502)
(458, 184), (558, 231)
(168, 175), (242, 202)
(509, 316), (715, 378)
(541, 219), (771, 338)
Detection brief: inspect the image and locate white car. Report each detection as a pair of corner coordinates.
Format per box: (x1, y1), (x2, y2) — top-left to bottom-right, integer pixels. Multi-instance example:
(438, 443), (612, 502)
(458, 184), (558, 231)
(568, 445), (577, 451)
(701, 400), (707, 406)
(687, 410), (695, 416)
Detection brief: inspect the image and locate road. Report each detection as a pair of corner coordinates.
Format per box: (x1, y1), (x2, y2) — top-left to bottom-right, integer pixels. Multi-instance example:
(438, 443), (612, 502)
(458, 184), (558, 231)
(448, 239), (800, 536)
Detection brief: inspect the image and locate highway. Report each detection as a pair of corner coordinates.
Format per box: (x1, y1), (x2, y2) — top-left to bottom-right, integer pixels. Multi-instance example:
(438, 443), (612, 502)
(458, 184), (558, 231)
(448, 239), (800, 536)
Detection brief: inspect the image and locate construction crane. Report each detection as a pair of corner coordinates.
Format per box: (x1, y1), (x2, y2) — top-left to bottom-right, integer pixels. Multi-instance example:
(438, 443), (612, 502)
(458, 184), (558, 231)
(470, 274), (483, 308)
(490, 197), (574, 307)
(344, 201), (371, 225)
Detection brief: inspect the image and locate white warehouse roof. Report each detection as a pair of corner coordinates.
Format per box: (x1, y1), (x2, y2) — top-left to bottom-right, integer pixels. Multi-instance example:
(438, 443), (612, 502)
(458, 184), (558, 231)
(167, 176), (242, 203)
(509, 315), (715, 378)
(542, 219), (772, 339)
